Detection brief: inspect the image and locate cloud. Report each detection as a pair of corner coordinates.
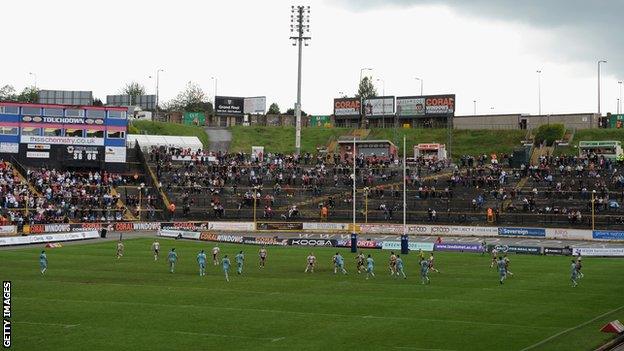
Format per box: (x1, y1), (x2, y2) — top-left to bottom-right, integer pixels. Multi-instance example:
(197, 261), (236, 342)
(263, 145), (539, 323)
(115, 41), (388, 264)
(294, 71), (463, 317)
(335, 0), (624, 76)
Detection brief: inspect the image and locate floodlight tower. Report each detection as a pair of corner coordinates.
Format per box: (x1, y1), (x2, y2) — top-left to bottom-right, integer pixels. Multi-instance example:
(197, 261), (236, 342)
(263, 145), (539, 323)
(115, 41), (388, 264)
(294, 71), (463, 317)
(290, 5), (311, 155)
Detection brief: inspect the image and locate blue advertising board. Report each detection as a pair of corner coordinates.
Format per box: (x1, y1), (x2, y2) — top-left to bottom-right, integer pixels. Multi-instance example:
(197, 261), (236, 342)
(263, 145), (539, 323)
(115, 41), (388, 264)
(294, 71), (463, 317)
(592, 230), (624, 240)
(498, 227), (546, 237)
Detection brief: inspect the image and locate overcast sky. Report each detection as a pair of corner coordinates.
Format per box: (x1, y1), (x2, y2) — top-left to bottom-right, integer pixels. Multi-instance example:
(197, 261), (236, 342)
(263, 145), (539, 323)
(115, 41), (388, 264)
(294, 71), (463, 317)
(1, 0), (622, 116)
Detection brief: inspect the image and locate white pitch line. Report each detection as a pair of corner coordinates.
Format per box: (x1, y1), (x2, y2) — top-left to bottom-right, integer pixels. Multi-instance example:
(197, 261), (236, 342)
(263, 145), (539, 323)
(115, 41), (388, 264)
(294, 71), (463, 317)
(394, 347), (457, 351)
(20, 297), (558, 330)
(173, 330), (283, 342)
(14, 321), (79, 328)
(519, 304), (624, 351)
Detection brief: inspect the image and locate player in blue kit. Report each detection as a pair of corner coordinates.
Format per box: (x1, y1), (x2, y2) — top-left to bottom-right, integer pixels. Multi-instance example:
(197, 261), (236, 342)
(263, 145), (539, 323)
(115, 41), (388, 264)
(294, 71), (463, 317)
(366, 254), (375, 279)
(39, 250), (48, 275)
(420, 258), (430, 284)
(235, 251), (245, 275)
(333, 252), (347, 274)
(197, 250), (207, 276)
(222, 255), (231, 282)
(168, 248), (178, 273)
(396, 255), (407, 279)
(497, 256), (507, 284)
(570, 259), (579, 287)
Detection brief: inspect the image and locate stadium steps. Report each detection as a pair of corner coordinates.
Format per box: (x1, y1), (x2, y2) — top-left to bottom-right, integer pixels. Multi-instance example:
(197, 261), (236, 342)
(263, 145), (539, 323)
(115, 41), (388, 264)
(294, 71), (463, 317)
(501, 176), (529, 213)
(9, 162), (42, 197)
(529, 145), (554, 165)
(146, 164), (171, 209)
(111, 187), (137, 221)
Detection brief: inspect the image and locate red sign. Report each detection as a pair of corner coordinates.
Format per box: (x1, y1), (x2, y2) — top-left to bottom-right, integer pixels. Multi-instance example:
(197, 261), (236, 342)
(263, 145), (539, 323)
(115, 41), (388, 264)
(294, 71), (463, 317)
(425, 95), (455, 115)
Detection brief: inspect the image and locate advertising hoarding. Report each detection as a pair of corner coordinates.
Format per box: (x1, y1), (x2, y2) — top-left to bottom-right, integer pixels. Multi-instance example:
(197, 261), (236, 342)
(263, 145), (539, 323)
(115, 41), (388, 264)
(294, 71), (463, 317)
(183, 112), (206, 126)
(498, 227), (546, 237)
(244, 97), (266, 114)
(333, 98), (361, 117)
(215, 96), (244, 116)
(362, 97), (395, 116)
(396, 97), (426, 117)
(425, 95), (455, 115)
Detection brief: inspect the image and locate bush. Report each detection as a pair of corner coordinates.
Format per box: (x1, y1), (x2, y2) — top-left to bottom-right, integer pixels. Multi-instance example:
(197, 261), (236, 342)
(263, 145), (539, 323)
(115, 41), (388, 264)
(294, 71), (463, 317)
(127, 123), (139, 134)
(534, 124), (565, 146)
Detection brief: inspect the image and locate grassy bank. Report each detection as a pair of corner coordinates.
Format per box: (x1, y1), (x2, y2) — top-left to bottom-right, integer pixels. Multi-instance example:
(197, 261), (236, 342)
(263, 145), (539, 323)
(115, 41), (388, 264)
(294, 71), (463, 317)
(229, 126), (350, 154)
(229, 126), (526, 157)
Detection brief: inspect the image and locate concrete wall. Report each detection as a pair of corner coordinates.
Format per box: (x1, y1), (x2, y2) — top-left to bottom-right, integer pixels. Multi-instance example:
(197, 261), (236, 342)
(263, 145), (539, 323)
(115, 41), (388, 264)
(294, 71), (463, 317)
(454, 113), (599, 130)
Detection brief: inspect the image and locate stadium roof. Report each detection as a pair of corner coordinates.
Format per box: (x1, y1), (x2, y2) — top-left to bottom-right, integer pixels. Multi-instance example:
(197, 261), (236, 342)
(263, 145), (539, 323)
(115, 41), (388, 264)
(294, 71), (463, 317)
(126, 134), (203, 150)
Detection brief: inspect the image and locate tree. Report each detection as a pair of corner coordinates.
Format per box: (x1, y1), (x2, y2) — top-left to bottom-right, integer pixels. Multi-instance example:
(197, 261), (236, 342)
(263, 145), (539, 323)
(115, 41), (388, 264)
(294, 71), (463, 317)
(268, 102), (281, 114)
(166, 81), (213, 114)
(120, 82), (146, 105)
(285, 108), (307, 117)
(0, 85), (38, 103)
(92, 98), (104, 106)
(0, 85), (17, 101)
(356, 76), (377, 100)
(17, 86), (39, 103)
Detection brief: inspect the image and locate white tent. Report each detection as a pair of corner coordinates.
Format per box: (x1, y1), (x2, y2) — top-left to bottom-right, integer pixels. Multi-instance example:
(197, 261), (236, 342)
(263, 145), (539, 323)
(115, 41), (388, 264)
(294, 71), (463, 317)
(126, 134), (203, 152)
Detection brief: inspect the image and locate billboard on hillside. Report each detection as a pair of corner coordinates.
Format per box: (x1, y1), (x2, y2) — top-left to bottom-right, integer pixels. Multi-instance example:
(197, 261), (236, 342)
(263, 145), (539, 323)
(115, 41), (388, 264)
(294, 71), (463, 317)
(396, 97), (426, 116)
(244, 96), (266, 114)
(333, 98), (361, 117)
(425, 95), (455, 115)
(183, 112), (206, 126)
(362, 97), (395, 116)
(310, 115), (331, 127)
(215, 96), (244, 116)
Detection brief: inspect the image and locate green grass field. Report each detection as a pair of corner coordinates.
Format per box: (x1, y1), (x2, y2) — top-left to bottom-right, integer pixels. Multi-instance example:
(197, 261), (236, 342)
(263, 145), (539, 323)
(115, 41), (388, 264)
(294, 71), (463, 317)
(3, 238), (623, 351)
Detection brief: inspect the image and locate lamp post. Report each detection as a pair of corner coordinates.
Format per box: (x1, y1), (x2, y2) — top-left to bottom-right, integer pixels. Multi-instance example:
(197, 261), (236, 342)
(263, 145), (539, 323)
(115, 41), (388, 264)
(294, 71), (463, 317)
(597, 60), (607, 115)
(155, 69), (164, 119)
(28, 72), (37, 89)
(536, 70), (542, 115)
(618, 81), (622, 115)
(414, 77), (423, 96)
(290, 5), (311, 155)
(137, 184), (144, 221)
(473, 100), (477, 115)
(359, 68), (373, 87)
(210, 76), (218, 126)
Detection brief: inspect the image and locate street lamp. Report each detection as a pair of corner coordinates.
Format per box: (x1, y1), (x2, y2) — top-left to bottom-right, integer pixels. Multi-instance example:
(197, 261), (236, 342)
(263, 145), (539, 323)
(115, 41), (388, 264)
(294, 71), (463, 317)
(618, 80), (622, 115)
(597, 60), (607, 115)
(473, 100), (477, 115)
(155, 69), (164, 114)
(414, 77), (423, 95)
(28, 72), (37, 89)
(359, 68), (373, 86)
(211, 76), (218, 99)
(290, 5), (311, 155)
(536, 70), (542, 115)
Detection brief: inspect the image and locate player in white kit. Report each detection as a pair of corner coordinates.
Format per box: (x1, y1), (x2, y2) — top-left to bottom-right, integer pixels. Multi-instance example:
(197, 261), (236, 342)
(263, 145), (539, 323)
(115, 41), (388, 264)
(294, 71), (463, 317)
(305, 252), (316, 273)
(151, 240), (160, 261)
(259, 247), (268, 268)
(212, 245), (221, 265)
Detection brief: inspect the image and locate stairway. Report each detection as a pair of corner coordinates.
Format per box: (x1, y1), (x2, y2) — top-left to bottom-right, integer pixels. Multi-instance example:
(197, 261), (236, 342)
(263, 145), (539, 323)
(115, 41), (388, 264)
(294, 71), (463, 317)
(529, 145), (554, 165)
